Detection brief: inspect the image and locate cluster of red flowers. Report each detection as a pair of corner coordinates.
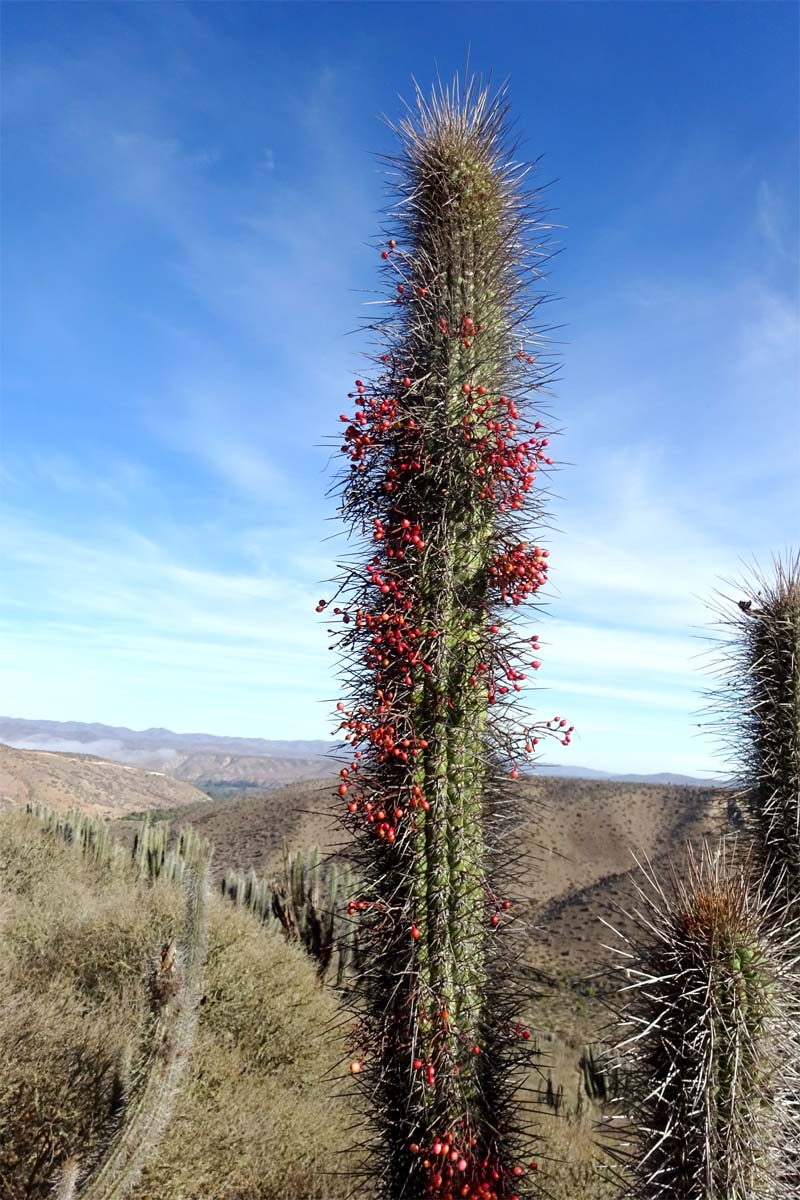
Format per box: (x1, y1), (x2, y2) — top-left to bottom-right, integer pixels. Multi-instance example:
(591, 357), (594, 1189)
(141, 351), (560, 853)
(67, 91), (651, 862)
(408, 1125), (539, 1199)
(339, 385), (422, 484)
(462, 392), (552, 511)
(488, 543), (550, 606)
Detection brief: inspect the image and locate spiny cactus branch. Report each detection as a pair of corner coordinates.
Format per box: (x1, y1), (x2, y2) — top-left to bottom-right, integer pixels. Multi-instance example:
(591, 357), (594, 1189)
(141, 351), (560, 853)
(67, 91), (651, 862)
(603, 842), (800, 1199)
(703, 552), (800, 903)
(74, 845), (212, 1200)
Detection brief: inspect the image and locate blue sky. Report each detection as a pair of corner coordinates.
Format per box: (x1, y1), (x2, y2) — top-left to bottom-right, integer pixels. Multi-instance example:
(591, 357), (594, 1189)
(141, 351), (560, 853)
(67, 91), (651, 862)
(2, 1), (797, 775)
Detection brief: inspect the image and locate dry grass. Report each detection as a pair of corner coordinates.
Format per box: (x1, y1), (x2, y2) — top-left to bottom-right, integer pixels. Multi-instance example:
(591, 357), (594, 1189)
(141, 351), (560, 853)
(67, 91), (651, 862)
(0, 812), (366, 1200)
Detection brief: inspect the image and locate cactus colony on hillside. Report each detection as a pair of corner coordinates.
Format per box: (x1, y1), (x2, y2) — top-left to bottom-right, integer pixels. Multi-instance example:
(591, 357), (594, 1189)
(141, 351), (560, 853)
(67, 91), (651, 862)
(30, 804), (356, 987)
(320, 78), (568, 1198)
(222, 845), (362, 987)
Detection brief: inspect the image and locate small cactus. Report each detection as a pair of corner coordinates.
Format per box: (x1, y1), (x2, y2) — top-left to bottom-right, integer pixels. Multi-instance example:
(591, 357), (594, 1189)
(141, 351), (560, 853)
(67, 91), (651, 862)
(132, 816), (169, 881)
(605, 843), (800, 1199)
(579, 1042), (624, 1104)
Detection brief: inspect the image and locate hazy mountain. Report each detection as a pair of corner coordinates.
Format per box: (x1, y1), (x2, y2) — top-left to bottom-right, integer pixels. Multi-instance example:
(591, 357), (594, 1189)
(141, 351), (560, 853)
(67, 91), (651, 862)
(0, 717), (333, 790)
(532, 762), (728, 787)
(0, 716), (725, 790)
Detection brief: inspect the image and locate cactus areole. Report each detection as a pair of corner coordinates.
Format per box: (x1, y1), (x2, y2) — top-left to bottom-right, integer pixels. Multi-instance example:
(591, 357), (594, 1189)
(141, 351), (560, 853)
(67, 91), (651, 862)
(320, 78), (567, 1199)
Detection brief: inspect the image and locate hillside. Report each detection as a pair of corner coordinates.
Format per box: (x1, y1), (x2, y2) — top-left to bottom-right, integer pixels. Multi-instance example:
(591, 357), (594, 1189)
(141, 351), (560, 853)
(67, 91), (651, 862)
(152, 772), (728, 898)
(4, 738), (730, 964)
(120, 772), (729, 1017)
(0, 742), (208, 818)
(0, 716), (332, 789)
(6, 760), (733, 1199)
(0, 810), (363, 1200)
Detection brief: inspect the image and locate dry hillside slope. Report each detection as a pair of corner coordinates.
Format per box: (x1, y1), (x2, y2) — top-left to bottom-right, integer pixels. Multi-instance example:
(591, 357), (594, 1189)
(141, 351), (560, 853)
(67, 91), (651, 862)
(0, 743), (208, 818)
(136, 774), (730, 962)
(517, 776), (728, 980)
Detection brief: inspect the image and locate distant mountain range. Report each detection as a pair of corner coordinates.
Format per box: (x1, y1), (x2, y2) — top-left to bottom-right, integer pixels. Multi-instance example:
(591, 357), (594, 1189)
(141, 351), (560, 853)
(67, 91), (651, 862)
(0, 716), (728, 791)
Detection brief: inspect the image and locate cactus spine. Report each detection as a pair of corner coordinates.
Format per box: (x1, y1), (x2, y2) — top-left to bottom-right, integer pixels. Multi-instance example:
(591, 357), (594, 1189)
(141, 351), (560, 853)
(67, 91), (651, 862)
(323, 77), (563, 1197)
(607, 845), (799, 1199)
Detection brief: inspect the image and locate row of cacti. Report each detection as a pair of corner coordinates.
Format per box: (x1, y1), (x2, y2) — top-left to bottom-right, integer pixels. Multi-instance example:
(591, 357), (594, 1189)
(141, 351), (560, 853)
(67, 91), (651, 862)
(29, 801), (362, 989)
(222, 845), (365, 988)
(27, 802), (128, 872)
(28, 804), (203, 889)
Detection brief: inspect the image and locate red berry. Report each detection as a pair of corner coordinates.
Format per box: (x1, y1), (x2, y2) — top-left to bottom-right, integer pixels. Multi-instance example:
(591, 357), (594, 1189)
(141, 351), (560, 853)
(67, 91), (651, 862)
(388, 239), (396, 248)
(381, 250), (389, 259)
(411, 925), (421, 939)
(412, 1058), (423, 1070)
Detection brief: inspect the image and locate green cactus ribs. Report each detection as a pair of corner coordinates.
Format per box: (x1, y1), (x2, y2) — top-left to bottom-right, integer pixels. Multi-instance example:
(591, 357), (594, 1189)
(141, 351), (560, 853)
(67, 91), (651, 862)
(318, 75), (569, 1199)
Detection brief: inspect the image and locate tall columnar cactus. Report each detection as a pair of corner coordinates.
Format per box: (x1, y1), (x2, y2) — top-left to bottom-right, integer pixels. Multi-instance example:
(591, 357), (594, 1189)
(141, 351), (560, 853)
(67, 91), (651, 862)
(320, 77), (568, 1198)
(132, 816), (169, 880)
(62, 839), (212, 1200)
(606, 845), (800, 1199)
(708, 552), (800, 903)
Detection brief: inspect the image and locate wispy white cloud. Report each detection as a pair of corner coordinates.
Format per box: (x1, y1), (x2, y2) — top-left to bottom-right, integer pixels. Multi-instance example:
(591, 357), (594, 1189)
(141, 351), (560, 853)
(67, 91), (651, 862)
(756, 179), (793, 260)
